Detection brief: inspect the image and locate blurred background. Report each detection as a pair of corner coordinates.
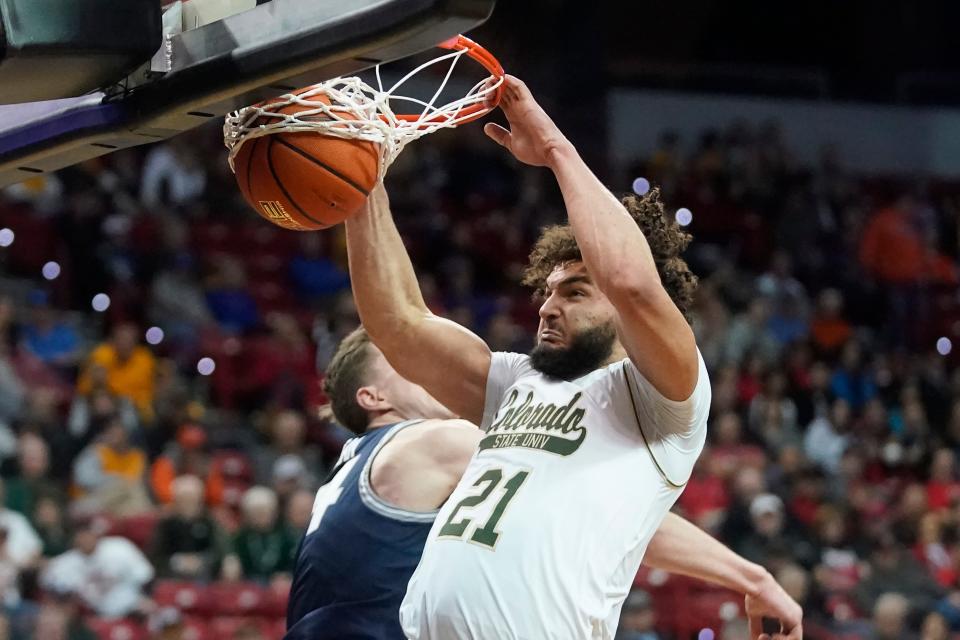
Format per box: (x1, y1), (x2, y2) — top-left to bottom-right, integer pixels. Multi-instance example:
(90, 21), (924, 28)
(0, 1), (959, 639)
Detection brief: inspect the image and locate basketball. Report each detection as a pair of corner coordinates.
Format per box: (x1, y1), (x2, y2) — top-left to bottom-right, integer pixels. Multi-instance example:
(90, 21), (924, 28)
(232, 94), (379, 231)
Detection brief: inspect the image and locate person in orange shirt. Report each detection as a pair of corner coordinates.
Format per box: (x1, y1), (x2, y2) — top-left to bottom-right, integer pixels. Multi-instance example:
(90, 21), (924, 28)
(150, 424), (224, 507)
(858, 196), (926, 284)
(77, 323), (156, 420)
(810, 289), (853, 356)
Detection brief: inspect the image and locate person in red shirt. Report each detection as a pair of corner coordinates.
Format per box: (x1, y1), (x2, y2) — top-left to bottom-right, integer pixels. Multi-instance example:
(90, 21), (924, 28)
(926, 448), (960, 511)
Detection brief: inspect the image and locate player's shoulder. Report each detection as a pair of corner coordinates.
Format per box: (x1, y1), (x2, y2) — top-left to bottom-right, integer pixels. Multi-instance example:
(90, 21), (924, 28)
(491, 351), (536, 376)
(377, 419), (481, 478)
(395, 418), (482, 456)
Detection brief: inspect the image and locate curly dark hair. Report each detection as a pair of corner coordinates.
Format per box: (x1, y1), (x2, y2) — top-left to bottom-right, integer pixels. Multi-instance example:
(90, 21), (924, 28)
(521, 187), (698, 321)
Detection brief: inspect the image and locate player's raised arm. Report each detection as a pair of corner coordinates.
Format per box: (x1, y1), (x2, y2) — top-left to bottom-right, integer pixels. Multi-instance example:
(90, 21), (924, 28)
(484, 76), (697, 401)
(344, 182), (492, 424)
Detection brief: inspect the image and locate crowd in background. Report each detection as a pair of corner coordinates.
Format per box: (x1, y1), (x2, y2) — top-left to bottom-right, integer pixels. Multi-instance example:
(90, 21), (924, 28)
(0, 114), (957, 640)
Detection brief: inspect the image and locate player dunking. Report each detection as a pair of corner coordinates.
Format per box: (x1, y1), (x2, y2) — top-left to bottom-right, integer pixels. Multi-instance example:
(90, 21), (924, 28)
(344, 76), (803, 639)
(286, 329), (800, 639)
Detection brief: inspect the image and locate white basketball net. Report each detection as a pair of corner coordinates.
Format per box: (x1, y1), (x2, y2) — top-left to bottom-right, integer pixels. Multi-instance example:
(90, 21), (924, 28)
(223, 44), (503, 180)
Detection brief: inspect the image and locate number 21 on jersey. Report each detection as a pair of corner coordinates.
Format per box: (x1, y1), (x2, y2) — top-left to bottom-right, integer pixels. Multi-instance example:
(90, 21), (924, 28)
(437, 466), (529, 549)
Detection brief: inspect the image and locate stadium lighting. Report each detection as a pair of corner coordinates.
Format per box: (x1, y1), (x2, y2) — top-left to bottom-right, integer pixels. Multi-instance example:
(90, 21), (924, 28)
(145, 327), (165, 345)
(91, 293), (110, 312)
(937, 337), (953, 356)
(41, 261), (61, 280)
(631, 177), (650, 196)
(675, 208), (693, 226)
(197, 357), (216, 375)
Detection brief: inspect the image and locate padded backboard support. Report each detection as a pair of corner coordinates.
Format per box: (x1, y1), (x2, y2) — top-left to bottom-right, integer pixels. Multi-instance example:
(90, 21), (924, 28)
(0, 0), (495, 187)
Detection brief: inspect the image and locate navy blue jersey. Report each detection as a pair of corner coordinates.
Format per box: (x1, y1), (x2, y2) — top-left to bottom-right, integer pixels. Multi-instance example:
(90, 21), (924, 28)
(285, 420), (437, 640)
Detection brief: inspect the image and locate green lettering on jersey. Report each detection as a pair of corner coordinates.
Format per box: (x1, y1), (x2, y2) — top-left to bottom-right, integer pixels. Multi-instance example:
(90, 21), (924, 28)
(484, 391), (588, 456)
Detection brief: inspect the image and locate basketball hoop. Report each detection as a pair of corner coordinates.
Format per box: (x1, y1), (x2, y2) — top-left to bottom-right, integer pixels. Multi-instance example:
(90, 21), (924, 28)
(223, 35), (504, 179)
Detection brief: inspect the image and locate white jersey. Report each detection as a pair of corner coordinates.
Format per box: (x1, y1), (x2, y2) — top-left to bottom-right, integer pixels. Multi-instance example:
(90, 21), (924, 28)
(400, 351), (710, 640)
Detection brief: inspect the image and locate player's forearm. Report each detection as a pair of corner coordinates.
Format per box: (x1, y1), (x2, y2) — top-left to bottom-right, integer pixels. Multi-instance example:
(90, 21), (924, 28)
(547, 143), (661, 298)
(645, 513), (768, 597)
(344, 184), (431, 341)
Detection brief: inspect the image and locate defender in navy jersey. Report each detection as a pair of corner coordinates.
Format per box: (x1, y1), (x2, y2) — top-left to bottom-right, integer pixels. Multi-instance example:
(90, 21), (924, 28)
(286, 328), (801, 639)
(285, 328), (479, 640)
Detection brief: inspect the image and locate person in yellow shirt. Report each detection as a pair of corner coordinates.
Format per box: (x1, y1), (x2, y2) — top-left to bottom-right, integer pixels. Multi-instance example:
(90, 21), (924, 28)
(77, 323), (156, 420)
(72, 418), (152, 516)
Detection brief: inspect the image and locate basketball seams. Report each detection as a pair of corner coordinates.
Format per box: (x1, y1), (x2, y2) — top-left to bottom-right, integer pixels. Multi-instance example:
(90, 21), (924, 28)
(266, 137), (328, 228)
(274, 137), (372, 196)
(242, 137), (260, 200)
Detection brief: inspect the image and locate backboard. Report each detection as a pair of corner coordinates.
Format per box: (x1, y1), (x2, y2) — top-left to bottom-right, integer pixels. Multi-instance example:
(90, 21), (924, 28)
(0, 0), (496, 188)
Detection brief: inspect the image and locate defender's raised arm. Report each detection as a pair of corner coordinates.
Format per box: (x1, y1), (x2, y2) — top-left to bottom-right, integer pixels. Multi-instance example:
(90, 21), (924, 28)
(344, 183), (492, 424)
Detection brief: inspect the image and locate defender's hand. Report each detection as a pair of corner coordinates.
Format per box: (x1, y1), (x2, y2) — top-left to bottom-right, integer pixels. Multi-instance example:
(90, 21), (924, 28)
(483, 75), (572, 168)
(745, 573), (803, 640)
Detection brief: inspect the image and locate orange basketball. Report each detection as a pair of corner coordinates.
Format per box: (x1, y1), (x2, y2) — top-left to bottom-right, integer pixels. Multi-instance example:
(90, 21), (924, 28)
(232, 93), (379, 231)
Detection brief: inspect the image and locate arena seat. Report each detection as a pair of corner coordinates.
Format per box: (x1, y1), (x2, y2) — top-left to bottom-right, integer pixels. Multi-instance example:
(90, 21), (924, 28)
(181, 617), (212, 640)
(211, 450), (255, 482)
(207, 582), (268, 616)
(85, 618), (148, 640)
(109, 512), (159, 551)
(152, 580), (212, 615)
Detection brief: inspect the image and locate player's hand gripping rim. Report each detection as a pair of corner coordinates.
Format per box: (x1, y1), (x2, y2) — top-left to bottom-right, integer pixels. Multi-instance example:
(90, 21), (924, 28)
(483, 74), (573, 169)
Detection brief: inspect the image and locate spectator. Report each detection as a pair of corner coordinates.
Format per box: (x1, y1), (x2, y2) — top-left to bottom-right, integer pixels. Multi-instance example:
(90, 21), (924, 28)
(614, 589), (660, 640)
(749, 370), (799, 437)
(150, 424), (224, 506)
(271, 455), (314, 511)
(19, 293), (81, 371)
(804, 397), (852, 475)
(736, 493), (817, 570)
(926, 448), (960, 512)
(0, 479), (42, 570)
(855, 535), (944, 616)
(711, 411), (766, 476)
(41, 515), (154, 619)
(150, 475), (224, 579)
(0, 342), (25, 426)
(920, 611), (949, 640)
(140, 138), (206, 208)
(244, 313), (318, 411)
(720, 466), (769, 546)
(76, 323), (157, 419)
(222, 486), (297, 582)
(812, 505), (861, 592)
(4, 433), (63, 520)
(830, 340), (877, 412)
(723, 298), (781, 366)
(33, 599), (97, 640)
(792, 360), (833, 427)
(756, 251), (810, 346)
(204, 256), (259, 333)
(67, 383), (139, 444)
(868, 592), (912, 640)
(810, 288), (853, 356)
(254, 411), (321, 486)
(32, 496), (69, 558)
(859, 196), (926, 286)
(72, 418), (151, 517)
(679, 450), (731, 533)
(284, 488), (315, 534)
(148, 253), (214, 343)
(288, 233), (350, 302)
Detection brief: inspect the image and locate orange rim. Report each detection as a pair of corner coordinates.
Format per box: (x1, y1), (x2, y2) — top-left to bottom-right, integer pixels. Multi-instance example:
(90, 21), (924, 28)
(392, 35), (504, 126)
